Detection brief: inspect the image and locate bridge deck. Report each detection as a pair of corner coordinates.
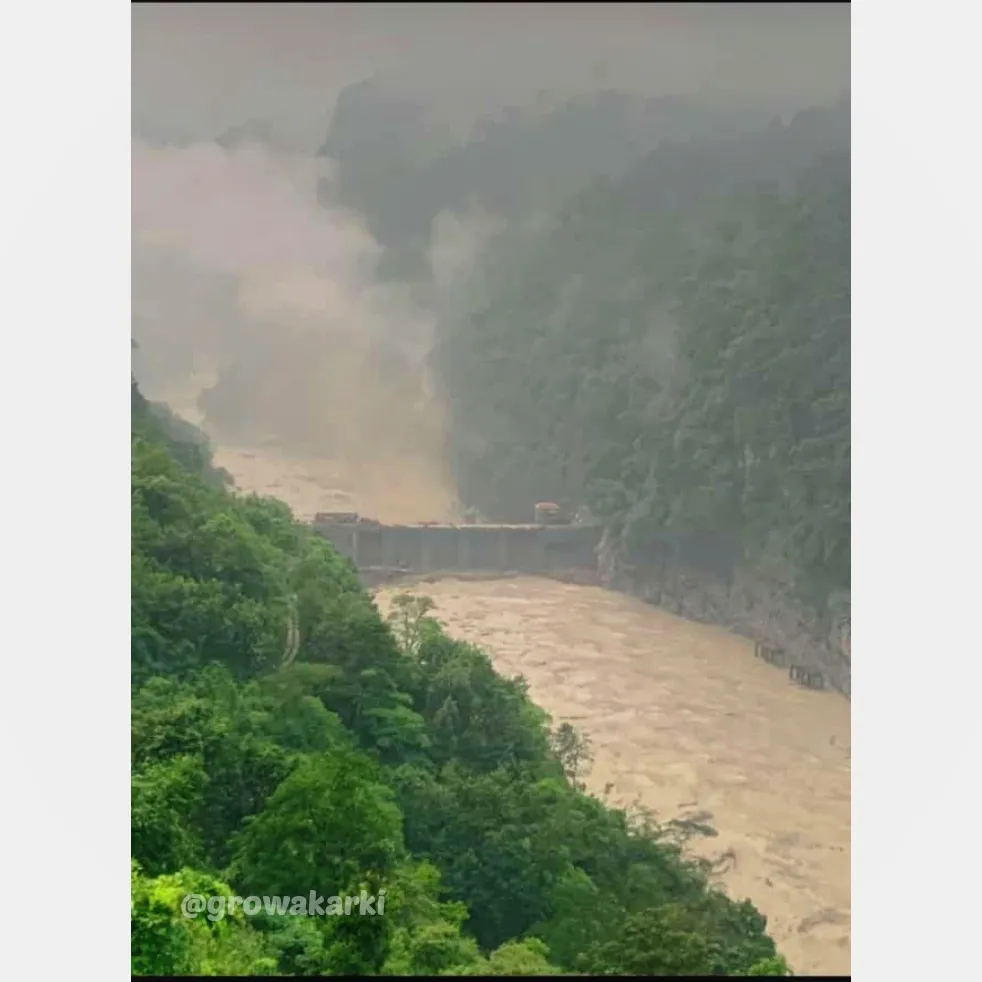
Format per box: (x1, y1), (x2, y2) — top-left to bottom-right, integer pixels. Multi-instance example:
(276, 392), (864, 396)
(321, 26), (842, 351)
(311, 521), (602, 576)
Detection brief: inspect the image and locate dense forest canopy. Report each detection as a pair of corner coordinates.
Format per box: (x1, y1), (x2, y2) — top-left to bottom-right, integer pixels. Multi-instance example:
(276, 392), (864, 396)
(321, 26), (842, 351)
(130, 386), (790, 975)
(433, 100), (850, 616)
(318, 80), (774, 282)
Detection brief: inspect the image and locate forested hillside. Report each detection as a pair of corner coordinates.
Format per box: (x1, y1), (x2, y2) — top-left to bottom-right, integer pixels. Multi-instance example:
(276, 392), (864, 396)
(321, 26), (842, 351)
(319, 80), (770, 281)
(434, 101), (850, 659)
(130, 381), (789, 976)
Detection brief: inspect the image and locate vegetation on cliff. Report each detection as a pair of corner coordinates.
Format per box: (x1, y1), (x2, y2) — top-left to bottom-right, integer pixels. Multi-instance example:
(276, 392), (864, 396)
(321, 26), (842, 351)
(131, 386), (789, 975)
(434, 102), (850, 619)
(319, 81), (771, 282)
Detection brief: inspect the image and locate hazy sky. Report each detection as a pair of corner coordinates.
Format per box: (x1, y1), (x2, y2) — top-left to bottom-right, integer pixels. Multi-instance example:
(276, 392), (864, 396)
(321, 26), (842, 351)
(133, 2), (850, 148)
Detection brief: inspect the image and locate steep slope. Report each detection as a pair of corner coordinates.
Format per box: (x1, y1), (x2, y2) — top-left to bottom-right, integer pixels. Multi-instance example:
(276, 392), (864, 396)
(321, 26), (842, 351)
(377, 576), (850, 976)
(131, 384), (790, 976)
(434, 100), (850, 675)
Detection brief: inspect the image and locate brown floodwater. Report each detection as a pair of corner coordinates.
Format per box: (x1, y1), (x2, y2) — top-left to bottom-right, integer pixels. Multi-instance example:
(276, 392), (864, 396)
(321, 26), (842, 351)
(151, 383), (851, 974)
(375, 577), (851, 976)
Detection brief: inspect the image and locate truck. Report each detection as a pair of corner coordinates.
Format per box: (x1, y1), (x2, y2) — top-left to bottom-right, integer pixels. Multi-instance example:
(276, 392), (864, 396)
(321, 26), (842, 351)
(534, 501), (567, 525)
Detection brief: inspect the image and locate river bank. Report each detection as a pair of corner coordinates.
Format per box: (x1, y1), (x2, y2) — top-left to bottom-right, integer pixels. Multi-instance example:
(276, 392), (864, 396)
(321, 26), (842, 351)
(375, 576), (851, 976)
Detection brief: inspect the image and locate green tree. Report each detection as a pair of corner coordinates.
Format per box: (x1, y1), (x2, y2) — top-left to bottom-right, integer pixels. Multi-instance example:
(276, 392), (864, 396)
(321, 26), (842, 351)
(131, 862), (276, 976)
(227, 751), (405, 900)
(130, 376), (790, 974)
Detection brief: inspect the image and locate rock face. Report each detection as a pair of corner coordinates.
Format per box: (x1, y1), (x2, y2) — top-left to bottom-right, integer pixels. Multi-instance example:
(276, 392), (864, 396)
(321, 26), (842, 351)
(597, 530), (851, 699)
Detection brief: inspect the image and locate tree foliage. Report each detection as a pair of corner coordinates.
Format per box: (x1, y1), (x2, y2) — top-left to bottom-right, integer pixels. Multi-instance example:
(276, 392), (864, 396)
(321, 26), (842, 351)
(131, 382), (788, 975)
(434, 102), (850, 614)
(319, 81), (774, 282)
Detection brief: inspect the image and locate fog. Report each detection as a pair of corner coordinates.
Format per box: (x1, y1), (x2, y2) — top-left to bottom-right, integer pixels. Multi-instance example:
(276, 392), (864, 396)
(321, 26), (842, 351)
(132, 2), (849, 522)
(133, 3), (849, 147)
(132, 138), (453, 512)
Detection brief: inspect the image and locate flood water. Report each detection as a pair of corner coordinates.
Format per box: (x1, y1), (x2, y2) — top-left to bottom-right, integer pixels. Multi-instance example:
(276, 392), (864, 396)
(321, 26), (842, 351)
(150, 385), (851, 974)
(375, 577), (851, 976)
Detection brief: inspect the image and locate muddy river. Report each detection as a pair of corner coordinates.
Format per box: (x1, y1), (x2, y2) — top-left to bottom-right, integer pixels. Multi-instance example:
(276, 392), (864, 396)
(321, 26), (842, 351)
(147, 386), (851, 974)
(376, 577), (851, 976)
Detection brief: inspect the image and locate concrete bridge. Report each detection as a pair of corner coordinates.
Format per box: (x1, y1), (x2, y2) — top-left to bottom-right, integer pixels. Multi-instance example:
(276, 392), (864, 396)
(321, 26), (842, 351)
(311, 518), (603, 583)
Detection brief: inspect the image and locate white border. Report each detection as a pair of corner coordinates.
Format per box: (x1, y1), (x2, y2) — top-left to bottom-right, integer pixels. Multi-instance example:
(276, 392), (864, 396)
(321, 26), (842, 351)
(853, 0), (982, 979)
(1, 1), (980, 976)
(0, 1), (130, 975)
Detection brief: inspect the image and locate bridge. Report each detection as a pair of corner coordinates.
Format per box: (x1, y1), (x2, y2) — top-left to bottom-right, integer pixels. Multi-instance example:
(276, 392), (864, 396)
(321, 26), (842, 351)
(311, 517), (603, 584)
(311, 515), (850, 698)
